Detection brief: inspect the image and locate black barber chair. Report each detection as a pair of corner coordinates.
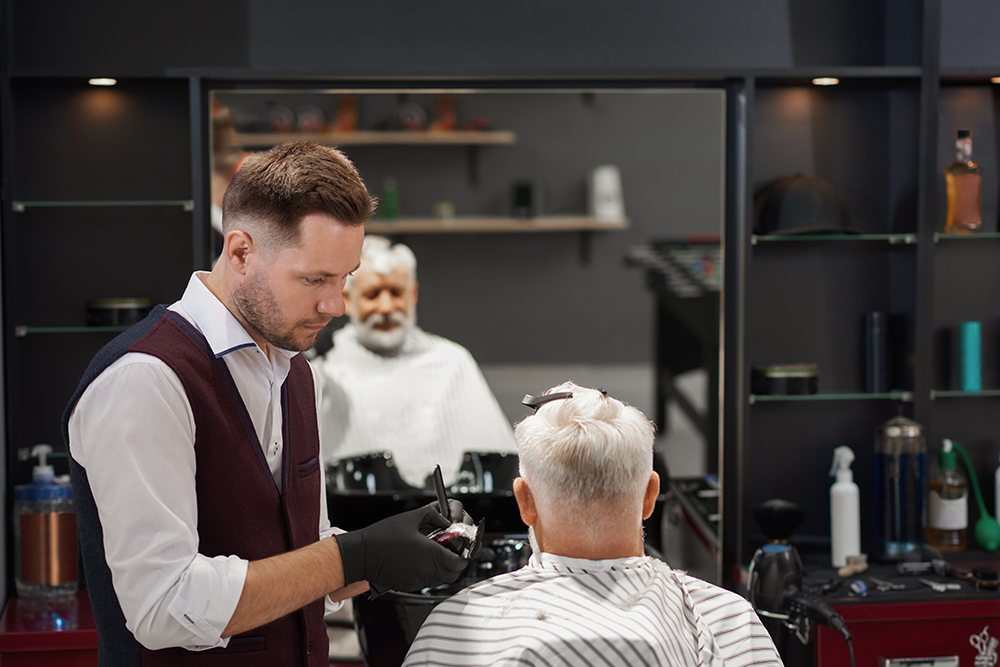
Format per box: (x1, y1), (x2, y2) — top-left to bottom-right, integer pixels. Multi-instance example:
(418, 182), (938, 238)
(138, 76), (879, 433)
(327, 451), (524, 667)
(353, 534), (531, 667)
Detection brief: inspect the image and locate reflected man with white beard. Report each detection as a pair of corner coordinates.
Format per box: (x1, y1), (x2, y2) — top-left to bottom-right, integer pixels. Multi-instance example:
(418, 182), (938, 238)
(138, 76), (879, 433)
(311, 236), (516, 488)
(403, 382), (783, 667)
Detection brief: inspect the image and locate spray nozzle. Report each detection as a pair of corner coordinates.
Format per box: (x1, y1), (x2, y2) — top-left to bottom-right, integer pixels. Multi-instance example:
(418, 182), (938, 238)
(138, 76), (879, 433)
(30, 444), (55, 483)
(829, 446), (856, 479)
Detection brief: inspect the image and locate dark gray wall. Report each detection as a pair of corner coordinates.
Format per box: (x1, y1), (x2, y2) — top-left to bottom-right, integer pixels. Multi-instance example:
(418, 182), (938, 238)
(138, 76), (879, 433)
(941, 0), (1000, 69)
(11, 1), (919, 77)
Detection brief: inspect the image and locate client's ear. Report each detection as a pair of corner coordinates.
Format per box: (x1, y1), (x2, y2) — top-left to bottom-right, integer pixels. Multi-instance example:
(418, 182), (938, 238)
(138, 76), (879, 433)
(513, 477), (537, 526)
(642, 471), (660, 520)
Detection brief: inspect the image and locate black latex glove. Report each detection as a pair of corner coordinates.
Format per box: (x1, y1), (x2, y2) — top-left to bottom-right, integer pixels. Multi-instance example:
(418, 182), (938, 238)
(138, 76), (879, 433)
(441, 499), (476, 527)
(335, 500), (471, 593)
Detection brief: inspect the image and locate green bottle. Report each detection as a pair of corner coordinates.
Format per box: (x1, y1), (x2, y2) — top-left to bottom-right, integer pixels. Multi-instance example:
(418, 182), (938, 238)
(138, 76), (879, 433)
(381, 178), (398, 221)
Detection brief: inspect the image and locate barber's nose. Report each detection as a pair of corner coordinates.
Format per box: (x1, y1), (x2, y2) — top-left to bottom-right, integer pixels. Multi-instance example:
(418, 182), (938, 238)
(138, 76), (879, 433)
(318, 288), (345, 316)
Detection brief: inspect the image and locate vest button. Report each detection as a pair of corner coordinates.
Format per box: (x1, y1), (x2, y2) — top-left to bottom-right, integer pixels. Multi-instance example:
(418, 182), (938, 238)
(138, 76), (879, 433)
(307, 641), (312, 656)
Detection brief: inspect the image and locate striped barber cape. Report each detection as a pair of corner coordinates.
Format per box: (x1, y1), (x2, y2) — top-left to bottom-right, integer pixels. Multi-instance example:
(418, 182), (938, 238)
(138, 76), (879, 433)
(403, 553), (783, 667)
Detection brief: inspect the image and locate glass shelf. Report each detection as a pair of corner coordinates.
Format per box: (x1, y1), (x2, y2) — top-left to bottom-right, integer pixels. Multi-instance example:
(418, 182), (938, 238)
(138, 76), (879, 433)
(749, 391), (913, 404)
(12, 200), (194, 212)
(930, 389), (1000, 399)
(933, 232), (1000, 243)
(751, 233), (916, 245)
(15, 326), (129, 337)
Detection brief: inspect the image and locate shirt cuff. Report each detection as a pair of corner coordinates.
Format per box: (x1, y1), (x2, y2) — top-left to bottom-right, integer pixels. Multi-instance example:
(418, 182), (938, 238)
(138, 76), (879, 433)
(167, 555), (248, 650)
(320, 526), (348, 615)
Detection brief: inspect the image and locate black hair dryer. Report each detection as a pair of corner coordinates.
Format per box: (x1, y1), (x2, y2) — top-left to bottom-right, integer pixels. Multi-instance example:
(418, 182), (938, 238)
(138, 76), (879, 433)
(747, 500), (852, 660)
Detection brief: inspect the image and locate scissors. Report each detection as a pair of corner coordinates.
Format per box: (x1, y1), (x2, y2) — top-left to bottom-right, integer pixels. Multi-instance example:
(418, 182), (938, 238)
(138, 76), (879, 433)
(918, 577), (961, 592)
(433, 464), (452, 522)
(868, 577), (906, 592)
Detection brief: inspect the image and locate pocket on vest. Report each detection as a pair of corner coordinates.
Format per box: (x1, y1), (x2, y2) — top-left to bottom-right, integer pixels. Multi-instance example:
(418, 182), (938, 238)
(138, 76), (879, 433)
(297, 456), (319, 478)
(224, 634), (266, 653)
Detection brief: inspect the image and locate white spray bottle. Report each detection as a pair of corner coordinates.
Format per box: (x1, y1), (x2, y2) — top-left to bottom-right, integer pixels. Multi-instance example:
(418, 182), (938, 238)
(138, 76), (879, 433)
(830, 446), (861, 567)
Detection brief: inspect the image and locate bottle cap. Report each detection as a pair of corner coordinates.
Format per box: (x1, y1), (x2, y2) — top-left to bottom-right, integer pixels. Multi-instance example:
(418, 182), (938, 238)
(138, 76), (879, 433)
(958, 129), (971, 139)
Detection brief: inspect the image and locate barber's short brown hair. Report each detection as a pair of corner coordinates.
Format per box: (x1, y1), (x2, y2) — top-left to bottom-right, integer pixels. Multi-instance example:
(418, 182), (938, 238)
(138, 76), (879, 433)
(222, 142), (374, 248)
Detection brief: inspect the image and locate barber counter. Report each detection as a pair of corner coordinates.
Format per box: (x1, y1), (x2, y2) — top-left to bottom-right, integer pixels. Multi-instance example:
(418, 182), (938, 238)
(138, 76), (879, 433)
(804, 558), (1000, 667)
(0, 590), (98, 666)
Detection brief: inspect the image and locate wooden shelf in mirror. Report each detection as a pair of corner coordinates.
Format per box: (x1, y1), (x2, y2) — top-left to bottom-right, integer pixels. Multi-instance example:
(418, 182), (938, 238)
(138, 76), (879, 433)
(365, 216), (629, 234)
(235, 130), (517, 148)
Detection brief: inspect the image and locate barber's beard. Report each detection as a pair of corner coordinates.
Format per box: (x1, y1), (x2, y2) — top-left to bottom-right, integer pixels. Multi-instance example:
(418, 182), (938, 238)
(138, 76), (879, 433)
(232, 270), (326, 352)
(353, 309), (415, 354)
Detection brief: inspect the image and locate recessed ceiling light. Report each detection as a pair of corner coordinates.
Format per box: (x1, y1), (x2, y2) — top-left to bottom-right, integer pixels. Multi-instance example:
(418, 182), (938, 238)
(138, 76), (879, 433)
(812, 77), (840, 86)
(88, 78), (117, 86)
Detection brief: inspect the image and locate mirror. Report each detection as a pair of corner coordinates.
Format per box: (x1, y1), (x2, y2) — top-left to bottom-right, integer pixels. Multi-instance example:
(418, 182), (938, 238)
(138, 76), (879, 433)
(208, 85), (726, 582)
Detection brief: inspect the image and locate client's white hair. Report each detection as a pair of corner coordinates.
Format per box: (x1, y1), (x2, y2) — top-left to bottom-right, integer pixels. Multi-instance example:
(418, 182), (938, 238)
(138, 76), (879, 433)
(515, 382), (655, 521)
(345, 235), (416, 291)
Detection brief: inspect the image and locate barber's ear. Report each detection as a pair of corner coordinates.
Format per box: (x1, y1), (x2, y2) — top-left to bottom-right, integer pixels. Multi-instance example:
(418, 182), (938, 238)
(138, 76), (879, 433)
(642, 471), (660, 520)
(512, 477), (537, 526)
(225, 230), (254, 274)
(411, 280), (419, 305)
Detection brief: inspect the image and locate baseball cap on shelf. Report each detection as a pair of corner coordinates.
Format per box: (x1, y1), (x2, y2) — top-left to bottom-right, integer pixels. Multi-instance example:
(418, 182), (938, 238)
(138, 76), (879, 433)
(754, 173), (856, 235)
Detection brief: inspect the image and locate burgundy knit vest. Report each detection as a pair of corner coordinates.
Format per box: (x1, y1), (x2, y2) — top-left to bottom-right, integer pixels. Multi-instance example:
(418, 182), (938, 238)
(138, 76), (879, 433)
(79, 310), (328, 666)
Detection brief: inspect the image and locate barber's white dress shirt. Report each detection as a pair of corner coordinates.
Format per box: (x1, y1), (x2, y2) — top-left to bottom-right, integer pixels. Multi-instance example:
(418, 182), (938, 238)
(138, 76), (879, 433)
(313, 324), (516, 488)
(403, 553), (783, 667)
(68, 272), (343, 652)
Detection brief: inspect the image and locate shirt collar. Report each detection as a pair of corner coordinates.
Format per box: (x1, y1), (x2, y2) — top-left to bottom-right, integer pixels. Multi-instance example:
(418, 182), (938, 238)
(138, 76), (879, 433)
(530, 552), (652, 573)
(178, 272), (296, 361)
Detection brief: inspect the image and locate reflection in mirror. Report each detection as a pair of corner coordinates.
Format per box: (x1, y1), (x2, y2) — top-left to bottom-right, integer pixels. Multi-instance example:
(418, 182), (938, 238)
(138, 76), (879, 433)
(208, 86), (725, 584)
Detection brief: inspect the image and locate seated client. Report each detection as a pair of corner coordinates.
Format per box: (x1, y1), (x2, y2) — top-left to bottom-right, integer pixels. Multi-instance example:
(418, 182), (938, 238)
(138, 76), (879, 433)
(312, 235), (516, 488)
(403, 382), (782, 667)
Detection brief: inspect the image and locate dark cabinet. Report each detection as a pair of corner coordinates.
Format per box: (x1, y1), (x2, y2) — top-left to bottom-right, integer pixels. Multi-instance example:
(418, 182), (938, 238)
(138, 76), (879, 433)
(1, 79), (196, 485)
(721, 2), (1000, 592)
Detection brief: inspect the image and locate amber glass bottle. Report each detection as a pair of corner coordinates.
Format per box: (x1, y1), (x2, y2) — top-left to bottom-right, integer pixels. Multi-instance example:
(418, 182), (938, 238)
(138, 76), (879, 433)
(944, 129), (983, 234)
(927, 440), (968, 552)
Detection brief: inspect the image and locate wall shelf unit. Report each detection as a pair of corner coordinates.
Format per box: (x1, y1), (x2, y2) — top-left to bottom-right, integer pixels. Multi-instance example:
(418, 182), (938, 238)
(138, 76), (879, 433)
(721, 2), (1000, 594)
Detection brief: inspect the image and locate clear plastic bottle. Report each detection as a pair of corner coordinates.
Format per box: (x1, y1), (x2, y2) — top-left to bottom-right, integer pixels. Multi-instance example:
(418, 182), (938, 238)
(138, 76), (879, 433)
(14, 445), (78, 598)
(927, 439), (968, 552)
(944, 129), (983, 234)
(874, 416), (926, 557)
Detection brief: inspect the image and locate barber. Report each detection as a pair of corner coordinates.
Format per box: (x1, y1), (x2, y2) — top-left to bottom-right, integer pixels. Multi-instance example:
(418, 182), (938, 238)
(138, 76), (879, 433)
(64, 142), (471, 667)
